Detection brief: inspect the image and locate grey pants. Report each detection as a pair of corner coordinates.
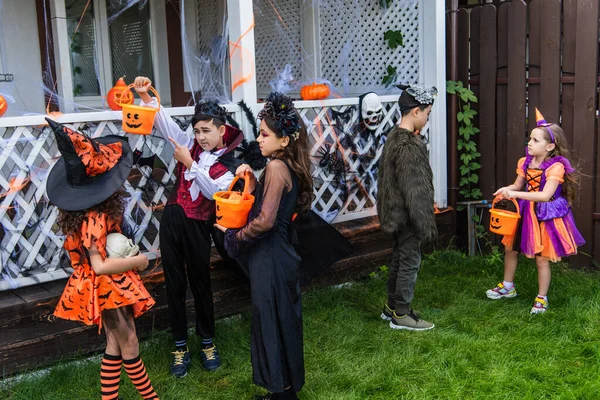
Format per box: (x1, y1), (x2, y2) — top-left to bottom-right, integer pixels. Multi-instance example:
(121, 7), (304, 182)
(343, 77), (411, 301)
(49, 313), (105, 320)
(386, 227), (422, 315)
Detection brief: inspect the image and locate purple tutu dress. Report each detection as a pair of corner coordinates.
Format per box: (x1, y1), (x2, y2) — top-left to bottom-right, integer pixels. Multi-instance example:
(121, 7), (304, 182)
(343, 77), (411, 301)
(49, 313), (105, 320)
(502, 155), (585, 261)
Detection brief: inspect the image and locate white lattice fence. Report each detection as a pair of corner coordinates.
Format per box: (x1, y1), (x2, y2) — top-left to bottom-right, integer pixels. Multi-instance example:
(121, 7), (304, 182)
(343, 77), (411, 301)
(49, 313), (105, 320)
(0, 107), (241, 291)
(319, 0), (420, 94)
(251, 0), (421, 96)
(295, 96), (401, 222)
(253, 0), (303, 96)
(0, 98), (404, 290)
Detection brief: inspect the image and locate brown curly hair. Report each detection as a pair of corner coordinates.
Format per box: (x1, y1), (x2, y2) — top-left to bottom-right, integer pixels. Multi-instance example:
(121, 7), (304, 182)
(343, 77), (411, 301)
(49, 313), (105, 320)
(263, 114), (314, 213)
(57, 192), (125, 237)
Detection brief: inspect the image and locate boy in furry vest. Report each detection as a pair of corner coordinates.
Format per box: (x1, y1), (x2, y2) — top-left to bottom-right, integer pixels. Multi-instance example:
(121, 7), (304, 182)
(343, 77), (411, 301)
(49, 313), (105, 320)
(376, 84), (438, 331)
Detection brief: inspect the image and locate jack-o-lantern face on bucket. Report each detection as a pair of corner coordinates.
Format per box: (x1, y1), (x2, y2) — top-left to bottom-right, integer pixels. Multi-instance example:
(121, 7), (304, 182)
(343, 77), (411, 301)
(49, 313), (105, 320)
(120, 84), (160, 135)
(490, 216), (502, 231)
(216, 204), (223, 221)
(125, 112), (143, 130)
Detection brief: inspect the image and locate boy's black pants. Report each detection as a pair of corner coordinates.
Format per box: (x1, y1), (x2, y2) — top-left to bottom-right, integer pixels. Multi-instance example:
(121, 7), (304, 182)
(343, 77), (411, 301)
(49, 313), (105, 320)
(160, 204), (216, 341)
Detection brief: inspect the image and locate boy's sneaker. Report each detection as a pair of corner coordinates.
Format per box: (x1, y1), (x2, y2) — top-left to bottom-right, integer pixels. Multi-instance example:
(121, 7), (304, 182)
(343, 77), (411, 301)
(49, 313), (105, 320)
(170, 348), (191, 378)
(200, 345), (221, 371)
(486, 282), (517, 299)
(381, 304), (393, 321)
(390, 310), (434, 331)
(530, 296), (548, 314)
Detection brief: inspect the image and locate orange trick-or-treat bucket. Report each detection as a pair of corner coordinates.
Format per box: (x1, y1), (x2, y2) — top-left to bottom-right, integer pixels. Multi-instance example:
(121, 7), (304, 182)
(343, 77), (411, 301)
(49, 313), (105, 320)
(489, 197), (521, 236)
(119, 84), (160, 135)
(213, 172), (255, 229)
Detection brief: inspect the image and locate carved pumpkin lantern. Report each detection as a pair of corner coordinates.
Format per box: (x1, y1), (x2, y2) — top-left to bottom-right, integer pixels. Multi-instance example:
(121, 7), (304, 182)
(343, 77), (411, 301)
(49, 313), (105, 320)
(0, 95), (7, 117)
(107, 77), (134, 111)
(120, 84), (160, 135)
(300, 82), (330, 100)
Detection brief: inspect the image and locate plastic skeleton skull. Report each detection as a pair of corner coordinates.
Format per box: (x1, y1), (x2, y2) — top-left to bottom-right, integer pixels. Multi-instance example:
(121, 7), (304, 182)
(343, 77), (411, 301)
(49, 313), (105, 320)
(106, 233), (140, 258)
(361, 93), (383, 131)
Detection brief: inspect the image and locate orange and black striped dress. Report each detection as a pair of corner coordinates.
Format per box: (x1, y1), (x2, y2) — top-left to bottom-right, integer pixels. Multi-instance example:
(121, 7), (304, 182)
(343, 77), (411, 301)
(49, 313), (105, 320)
(53, 211), (155, 331)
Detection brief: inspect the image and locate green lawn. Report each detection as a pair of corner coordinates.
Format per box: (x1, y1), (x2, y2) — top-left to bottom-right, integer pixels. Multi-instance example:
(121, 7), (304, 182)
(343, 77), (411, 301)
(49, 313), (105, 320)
(2, 250), (600, 400)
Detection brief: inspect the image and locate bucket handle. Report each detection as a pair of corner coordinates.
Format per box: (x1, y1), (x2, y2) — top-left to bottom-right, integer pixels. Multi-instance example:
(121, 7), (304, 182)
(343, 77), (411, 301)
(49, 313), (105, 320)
(226, 171), (251, 204)
(118, 84), (161, 109)
(492, 196), (520, 215)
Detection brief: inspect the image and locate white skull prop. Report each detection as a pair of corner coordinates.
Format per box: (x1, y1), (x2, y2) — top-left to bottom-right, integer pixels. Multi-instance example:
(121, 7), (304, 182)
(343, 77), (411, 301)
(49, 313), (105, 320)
(361, 93), (383, 131)
(106, 233), (140, 258)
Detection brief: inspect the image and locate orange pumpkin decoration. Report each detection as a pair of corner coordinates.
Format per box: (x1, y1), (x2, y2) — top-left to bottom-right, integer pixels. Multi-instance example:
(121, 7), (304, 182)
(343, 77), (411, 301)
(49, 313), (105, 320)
(300, 82), (330, 100)
(106, 77), (134, 111)
(0, 95), (7, 117)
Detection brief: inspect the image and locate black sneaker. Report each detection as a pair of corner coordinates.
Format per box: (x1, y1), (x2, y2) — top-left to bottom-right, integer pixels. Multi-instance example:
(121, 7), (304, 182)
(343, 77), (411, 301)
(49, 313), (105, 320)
(170, 348), (191, 378)
(390, 309), (434, 331)
(381, 304), (393, 321)
(200, 345), (221, 371)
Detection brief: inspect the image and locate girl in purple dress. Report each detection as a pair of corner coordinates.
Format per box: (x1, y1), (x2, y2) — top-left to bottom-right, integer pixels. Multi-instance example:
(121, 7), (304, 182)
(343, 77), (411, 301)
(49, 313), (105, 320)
(486, 108), (585, 314)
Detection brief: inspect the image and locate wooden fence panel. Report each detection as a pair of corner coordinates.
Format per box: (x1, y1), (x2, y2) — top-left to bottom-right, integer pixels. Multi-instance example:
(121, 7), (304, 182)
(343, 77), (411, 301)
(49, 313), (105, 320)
(562, 0), (577, 150)
(572, 0), (598, 266)
(452, 0), (599, 264)
(457, 8), (469, 88)
(496, 2), (508, 187)
(506, 0), (527, 182)
(527, 0), (541, 136)
(596, 119), (600, 265)
(478, 5), (497, 199)
(469, 7), (481, 112)
(469, 7), (481, 200)
(539, 0), (561, 123)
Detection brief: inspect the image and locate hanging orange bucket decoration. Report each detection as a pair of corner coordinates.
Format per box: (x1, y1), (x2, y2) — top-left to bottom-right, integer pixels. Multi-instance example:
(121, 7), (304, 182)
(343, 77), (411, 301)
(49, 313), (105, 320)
(107, 76), (134, 111)
(489, 197), (521, 236)
(213, 172), (255, 229)
(0, 95), (8, 117)
(119, 84), (160, 135)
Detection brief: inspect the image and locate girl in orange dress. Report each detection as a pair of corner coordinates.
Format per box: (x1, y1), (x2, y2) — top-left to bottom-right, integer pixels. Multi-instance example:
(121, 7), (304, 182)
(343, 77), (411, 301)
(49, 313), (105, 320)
(485, 109), (584, 314)
(45, 118), (159, 400)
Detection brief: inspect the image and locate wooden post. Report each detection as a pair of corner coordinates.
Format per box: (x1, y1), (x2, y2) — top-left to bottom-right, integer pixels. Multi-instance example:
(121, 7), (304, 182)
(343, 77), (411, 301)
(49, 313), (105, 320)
(478, 5), (497, 199)
(505, 0), (526, 184)
(572, 0), (598, 267)
(448, 0), (459, 232)
(422, 0), (448, 208)
(49, 0), (74, 113)
(227, 0), (258, 140)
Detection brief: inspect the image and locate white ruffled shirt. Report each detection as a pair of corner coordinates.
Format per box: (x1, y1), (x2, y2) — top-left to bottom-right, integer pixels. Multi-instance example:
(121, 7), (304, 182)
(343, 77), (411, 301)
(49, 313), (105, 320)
(140, 97), (235, 201)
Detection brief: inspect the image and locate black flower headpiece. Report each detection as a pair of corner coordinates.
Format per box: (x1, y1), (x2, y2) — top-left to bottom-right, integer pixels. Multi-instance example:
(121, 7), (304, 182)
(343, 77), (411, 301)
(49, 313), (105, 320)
(194, 100), (228, 123)
(258, 92), (301, 140)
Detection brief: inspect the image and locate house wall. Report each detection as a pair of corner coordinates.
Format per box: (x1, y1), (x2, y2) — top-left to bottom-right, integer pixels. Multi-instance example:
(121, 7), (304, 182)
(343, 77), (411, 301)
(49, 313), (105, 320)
(0, 0), (45, 116)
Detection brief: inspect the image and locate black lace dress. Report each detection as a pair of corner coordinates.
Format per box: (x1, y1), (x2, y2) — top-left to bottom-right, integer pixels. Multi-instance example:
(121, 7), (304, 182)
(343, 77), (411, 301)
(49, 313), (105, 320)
(224, 159), (305, 393)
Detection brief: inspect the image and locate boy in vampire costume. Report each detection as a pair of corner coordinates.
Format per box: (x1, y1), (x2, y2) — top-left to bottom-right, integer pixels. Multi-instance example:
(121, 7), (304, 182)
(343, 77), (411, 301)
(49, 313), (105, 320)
(134, 77), (243, 377)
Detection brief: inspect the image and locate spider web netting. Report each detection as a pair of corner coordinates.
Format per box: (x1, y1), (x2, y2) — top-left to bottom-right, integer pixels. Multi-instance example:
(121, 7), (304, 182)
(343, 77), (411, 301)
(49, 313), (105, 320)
(0, 0), (423, 290)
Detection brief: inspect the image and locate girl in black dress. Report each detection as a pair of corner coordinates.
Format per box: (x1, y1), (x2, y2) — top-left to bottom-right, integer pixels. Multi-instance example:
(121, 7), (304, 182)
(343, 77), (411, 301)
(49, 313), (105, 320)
(215, 92), (312, 400)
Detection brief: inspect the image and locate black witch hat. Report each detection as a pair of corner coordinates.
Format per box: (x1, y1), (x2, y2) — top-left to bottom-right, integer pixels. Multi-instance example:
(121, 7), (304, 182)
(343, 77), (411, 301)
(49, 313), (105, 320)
(45, 118), (133, 211)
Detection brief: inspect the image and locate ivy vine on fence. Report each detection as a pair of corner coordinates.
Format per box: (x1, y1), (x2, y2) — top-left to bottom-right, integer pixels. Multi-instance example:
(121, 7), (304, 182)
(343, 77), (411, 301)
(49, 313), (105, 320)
(446, 80), (491, 243)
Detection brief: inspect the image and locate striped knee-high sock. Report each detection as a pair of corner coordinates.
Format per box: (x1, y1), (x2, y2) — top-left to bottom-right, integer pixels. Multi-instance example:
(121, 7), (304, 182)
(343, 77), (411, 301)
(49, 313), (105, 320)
(100, 353), (122, 400)
(123, 355), (158, 399)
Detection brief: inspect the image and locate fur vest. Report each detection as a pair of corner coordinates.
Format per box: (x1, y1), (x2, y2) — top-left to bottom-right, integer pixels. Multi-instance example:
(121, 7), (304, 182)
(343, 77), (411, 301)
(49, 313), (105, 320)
(376, 126), (437, 241)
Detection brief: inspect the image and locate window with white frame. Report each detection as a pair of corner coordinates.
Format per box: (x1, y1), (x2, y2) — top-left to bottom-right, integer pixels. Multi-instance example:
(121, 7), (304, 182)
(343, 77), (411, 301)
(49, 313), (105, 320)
(53, 0), (170, 111)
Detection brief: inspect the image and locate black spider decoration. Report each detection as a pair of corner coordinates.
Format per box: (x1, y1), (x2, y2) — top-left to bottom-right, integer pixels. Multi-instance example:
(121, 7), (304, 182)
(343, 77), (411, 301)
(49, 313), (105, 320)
(315, 144), (345, 175)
